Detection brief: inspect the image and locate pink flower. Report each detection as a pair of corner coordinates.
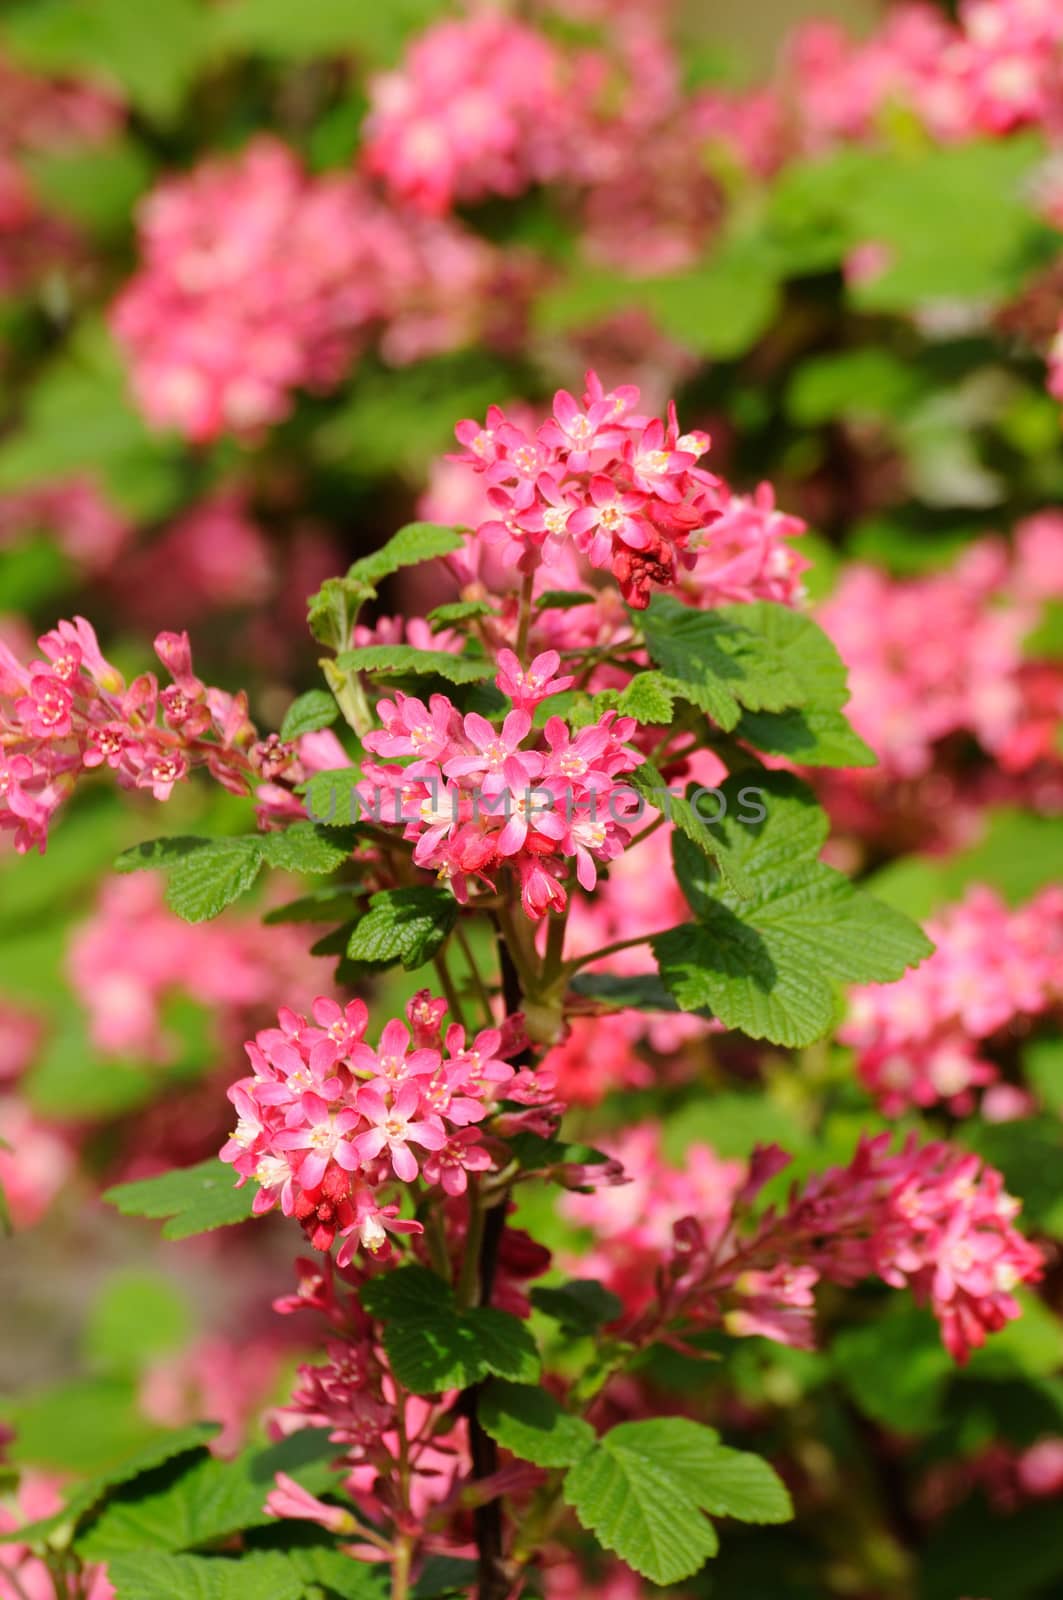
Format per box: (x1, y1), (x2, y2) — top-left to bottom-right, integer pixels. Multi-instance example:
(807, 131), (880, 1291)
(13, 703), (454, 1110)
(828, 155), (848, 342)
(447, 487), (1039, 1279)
(495, 649), (574, 711)
(352, 1082), (446, 1183)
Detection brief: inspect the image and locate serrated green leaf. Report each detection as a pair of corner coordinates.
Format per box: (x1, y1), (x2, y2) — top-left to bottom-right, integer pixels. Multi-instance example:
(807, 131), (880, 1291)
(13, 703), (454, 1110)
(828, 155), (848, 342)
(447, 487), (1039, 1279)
(104, 1159), (255, 1240)
(162, 839), (263, 924)
(302, 768), (362, 829)
(285, 1545), (389, 1598)
(348, 523), (465, 586)
(77, 1430), (337, 1558)
(479, 1382), (595, 1468)
(470, 1309), (541, 1385)
(335, 644), (494, 685)
(735, 706), (876, 767)
(0, 1425), (221, 1549)
(258, 822), (350, 876)
(616, 672), (675, 724)
(654, 773), (932, 1046)
(629, 760), (752, 899)
(563, 1419), (722, 1585)
(640, 595), (806, 730)
(691, 1445), (793, 1523)
(107, 1551), (303, 1600)
(280, 690), (339, 741)
(361, 1268), (539, 1394)
(347, 887), (458, 970)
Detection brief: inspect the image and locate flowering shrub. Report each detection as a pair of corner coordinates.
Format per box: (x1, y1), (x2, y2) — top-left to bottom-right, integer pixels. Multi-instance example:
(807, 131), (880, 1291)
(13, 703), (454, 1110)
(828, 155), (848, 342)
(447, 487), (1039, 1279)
(3, 4), (1063, 1600)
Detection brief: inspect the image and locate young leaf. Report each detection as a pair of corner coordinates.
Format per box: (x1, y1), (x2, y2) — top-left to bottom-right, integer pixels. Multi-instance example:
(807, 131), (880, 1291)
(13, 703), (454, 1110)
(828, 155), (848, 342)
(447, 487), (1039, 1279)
(279, 689), (338, 741)
(334, 643), (495, 686)
(654, 773), (932, 1046)
(347, 522), (464, 586)
(562, 1419), (722, 1585)
(479, 1381), (596, 1468)
(735, 705), (876, 767)
(104, 1159), (255, 1240)
(347, 887), (458, 970)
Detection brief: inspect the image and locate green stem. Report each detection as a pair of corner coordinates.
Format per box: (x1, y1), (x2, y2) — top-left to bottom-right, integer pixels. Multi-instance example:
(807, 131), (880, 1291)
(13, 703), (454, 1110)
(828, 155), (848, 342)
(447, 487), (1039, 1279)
(391, 1534), (414, 1600)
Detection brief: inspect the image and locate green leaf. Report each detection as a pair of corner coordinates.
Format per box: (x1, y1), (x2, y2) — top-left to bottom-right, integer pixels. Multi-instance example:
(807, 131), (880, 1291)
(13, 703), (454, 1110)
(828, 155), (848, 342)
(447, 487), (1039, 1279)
(285, 1546), (389, 1598)
(104, 1159), (255, 1240)
(347, 887), (458, 970)
(529, 1281), (623, 1335)
(427, 600), (495, 628)
(567, 972), (682, 1013)
(722, 601), (861, 740)
(629, 760), (752, 899)
(563, 1419), (723, 1585)
(258, 823), (351, 876)
(2, 1378), (163, 1477)
(616, 672), (675, 725)
(537, 589), (596, 610)
(348, 523), (465, 586)
(335, 644), (494, 685)
(0, 1426), (221, 1548)
(77, 1431), (337, 1558)
(654, 773), (932, 1046)
(303, 768), (363, 829)
(159, 838), (265, 922)
(735, 706), (876, 768)
(115, 837), (264, 924)
(845, 136), (1055, 312)
(1025, 1036), (1063, 1116)
(3, 0), (209, 120)
(279, 690), (339, 741)
(639, 595), (806, 730)
(691, 1445), (793, 1523)
(361, 1268), (540, 1394)
(209, 0), (444, 65)
(646, 233), (781, 360)
(107, 1551), (303, 1600)
(479, 1382), (595, 1469)
(787, 347), (926, 426)
(262, 885), (368, 924)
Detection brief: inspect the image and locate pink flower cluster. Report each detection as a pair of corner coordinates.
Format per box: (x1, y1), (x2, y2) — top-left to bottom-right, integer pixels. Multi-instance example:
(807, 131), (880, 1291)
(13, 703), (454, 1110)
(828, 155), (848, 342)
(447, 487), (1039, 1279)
(363, 11), (575, 214)
(221, 991), (538, 1261)
(0, 617), (255, 853)
(819, 517), (1063, 782)
(843, 885), (1063, 1115)
(698, 0), (1063, 175)
(662, 1134), (1043, 1363)
(422, 403), (807, 619)
(358, 664), (644, 919)
(111, 137), (502, 442)
(453, 371), (726, 608)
